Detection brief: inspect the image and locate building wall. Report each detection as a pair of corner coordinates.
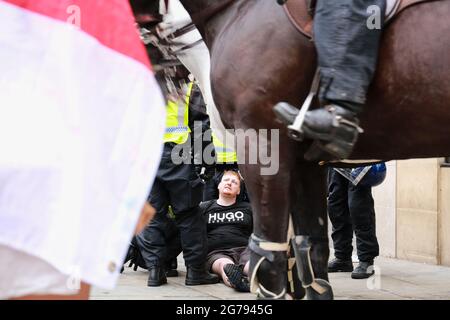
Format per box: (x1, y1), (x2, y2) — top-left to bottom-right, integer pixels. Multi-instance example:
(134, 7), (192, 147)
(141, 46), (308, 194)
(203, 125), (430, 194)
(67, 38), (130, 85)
(372, 161), (396, 258)
(374, 159), (450, 266)
(396, 159), (439, 264)
(439, 168), (450, 266)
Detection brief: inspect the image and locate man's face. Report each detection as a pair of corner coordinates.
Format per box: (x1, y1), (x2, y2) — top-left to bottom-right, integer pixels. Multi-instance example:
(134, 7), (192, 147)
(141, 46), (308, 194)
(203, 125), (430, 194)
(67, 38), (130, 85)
(218, 172), (241, 197)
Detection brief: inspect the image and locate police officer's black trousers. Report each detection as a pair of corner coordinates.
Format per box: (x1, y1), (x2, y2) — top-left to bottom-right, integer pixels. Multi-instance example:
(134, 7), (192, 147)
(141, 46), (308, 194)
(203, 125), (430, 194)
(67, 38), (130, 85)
(136, 144), (207, 268)
(327, 169), (379, 262)
(314, 0), (386, 107)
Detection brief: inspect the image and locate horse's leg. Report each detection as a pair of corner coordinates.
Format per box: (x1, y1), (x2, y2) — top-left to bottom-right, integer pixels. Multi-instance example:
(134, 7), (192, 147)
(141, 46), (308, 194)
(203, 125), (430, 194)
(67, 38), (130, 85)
(291, 162), (333, 300)
(239, 159), (292, 300)
(203, 0), (317, 298)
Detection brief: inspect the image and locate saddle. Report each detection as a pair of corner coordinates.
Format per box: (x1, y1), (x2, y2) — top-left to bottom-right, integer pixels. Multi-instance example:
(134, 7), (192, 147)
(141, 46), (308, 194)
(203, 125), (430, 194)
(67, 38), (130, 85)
(284, 0), (438, 39)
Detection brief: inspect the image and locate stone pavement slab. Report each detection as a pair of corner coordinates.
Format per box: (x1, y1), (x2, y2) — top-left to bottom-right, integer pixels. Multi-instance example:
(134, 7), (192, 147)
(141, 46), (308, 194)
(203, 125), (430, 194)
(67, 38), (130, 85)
(90, 256), (450, 300)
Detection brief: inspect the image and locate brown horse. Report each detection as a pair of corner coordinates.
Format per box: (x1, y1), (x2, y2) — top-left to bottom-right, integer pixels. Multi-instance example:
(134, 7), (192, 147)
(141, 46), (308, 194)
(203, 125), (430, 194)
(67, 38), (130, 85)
(135, 0), (450, 299)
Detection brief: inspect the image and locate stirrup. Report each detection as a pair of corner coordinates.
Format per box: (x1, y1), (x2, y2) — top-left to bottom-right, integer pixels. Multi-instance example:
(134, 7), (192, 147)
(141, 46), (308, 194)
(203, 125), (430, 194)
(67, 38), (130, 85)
(287, 70), (321, 141)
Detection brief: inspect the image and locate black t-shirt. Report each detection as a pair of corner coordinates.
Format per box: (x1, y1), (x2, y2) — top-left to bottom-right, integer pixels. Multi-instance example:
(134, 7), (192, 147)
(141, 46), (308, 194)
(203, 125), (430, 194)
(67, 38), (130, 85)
(200, 200), (253, 253)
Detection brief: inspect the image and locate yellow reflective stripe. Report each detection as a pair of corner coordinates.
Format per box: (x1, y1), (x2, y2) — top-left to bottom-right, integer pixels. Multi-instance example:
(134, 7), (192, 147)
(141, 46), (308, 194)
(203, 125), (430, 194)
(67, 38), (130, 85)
(163, 82), (194, 145)
(165, 126), (189, 133)
(217, 152), (238, 164)
(165, 99), (178, 129)
(212, 132), (237, 163)
(184, 81), (194, 120)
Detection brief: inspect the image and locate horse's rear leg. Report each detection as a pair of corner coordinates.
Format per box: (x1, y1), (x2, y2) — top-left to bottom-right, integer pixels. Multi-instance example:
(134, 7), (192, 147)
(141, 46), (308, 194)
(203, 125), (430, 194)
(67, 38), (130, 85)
(291, 163), (333, 300)
(241, 164), (291, 299)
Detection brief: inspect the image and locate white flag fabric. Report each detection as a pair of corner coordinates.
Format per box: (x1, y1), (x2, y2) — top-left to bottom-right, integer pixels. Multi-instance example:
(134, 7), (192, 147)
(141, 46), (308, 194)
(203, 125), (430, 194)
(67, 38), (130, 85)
(0, 0), (165, 293)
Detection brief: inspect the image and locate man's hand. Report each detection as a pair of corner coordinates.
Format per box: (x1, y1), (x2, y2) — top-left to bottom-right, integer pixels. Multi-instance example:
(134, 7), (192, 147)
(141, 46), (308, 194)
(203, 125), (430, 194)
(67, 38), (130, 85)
(134, 202), (155, 235)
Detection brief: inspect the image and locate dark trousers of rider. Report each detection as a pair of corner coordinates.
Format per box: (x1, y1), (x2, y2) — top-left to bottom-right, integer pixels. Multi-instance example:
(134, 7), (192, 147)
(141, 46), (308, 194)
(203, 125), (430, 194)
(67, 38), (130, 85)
(136, 143), (207, 268)
(314, 0), (386, 108)
(327, 168), (379, 263)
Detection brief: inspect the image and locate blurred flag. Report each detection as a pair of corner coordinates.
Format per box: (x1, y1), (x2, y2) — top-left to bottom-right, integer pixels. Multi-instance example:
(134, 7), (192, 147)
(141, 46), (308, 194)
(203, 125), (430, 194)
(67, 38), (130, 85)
(0, 0), (165, 291)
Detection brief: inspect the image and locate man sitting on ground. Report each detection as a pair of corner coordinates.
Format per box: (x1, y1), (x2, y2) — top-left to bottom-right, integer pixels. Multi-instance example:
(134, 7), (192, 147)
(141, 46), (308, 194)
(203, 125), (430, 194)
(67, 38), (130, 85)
(199, 170), (253, 292)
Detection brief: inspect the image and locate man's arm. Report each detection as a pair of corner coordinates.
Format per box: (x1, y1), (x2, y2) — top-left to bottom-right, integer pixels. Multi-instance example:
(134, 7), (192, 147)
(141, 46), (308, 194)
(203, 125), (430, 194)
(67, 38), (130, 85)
(188, 82), (215, 180)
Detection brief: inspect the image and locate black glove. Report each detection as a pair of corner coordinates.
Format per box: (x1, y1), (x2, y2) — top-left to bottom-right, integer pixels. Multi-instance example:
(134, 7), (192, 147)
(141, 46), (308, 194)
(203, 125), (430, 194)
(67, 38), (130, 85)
(122, 241), (147, 273)
(195, 165), (215, 181)
(203, 165), (215, 181)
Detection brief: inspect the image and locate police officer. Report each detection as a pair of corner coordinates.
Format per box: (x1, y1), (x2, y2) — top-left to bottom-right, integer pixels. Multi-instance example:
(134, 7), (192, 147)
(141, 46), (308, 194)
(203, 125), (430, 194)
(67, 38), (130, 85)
(136, 81), (219, 287)
(327, 168), (380, 279)
(275, 0), (387, 159)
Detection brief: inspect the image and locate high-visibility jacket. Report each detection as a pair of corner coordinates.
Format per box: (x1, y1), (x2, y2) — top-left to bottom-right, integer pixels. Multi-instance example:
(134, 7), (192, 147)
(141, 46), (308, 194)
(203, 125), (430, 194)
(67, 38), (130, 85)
(163, 82), (194, 144)
(212, 132), (237, 164)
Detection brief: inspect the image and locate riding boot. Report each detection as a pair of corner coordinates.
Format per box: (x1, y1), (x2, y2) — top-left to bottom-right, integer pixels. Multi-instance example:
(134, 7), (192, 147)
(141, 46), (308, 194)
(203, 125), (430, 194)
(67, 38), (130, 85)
(185, 264), (220, 285)
(303, 103), (364, 158)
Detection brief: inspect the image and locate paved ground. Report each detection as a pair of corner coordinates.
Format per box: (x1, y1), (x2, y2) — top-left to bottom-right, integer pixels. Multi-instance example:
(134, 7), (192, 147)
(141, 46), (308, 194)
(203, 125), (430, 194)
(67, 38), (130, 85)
(91, 256), (450, 300)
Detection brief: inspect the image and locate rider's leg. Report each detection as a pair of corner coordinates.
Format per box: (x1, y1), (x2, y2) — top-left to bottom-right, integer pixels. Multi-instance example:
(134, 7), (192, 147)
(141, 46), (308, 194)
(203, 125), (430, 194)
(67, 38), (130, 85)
(277, 0), (386, 158)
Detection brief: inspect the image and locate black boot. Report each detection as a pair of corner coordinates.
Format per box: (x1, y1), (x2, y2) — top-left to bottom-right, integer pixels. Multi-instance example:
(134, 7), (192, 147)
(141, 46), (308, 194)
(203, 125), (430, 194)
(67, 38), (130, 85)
(147, 265), (167, 287)
(327, 258), (354, 273)
(274, 102), (363, 159)
(303, 103), (363, 157)
(351, 261), (374, 279)
(165, 258), (178, 277)
(185, 264), (220, 286)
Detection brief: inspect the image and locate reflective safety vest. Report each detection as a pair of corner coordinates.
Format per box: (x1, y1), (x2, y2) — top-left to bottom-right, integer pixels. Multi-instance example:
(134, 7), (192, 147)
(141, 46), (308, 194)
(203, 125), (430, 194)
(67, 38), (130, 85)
(163, 82), (194, 144)
(212, 132), (237, 164)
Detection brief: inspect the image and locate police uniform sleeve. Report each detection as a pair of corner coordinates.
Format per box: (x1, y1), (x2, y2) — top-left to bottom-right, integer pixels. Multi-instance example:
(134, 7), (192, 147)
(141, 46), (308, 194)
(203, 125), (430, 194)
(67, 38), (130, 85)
(188, 83), (215, 178)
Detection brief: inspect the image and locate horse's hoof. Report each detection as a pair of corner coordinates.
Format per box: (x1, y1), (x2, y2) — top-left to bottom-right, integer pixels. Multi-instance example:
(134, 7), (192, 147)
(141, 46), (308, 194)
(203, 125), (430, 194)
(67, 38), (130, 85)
(306, 279), (334, 300)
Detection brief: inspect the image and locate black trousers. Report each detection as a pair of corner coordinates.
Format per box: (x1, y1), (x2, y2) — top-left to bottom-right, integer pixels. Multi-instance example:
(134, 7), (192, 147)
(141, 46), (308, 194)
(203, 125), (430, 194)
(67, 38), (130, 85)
(164, 219), (182, 264)
(136, 143), (207, 267)
(315, 0), (386, 107)
(327, 168), (379, 262)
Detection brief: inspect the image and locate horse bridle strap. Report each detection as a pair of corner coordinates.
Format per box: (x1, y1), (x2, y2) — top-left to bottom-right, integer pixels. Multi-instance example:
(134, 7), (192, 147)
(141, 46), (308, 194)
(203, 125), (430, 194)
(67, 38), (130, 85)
(172, 39), (204, 55)
(167, 22), (197, 40)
